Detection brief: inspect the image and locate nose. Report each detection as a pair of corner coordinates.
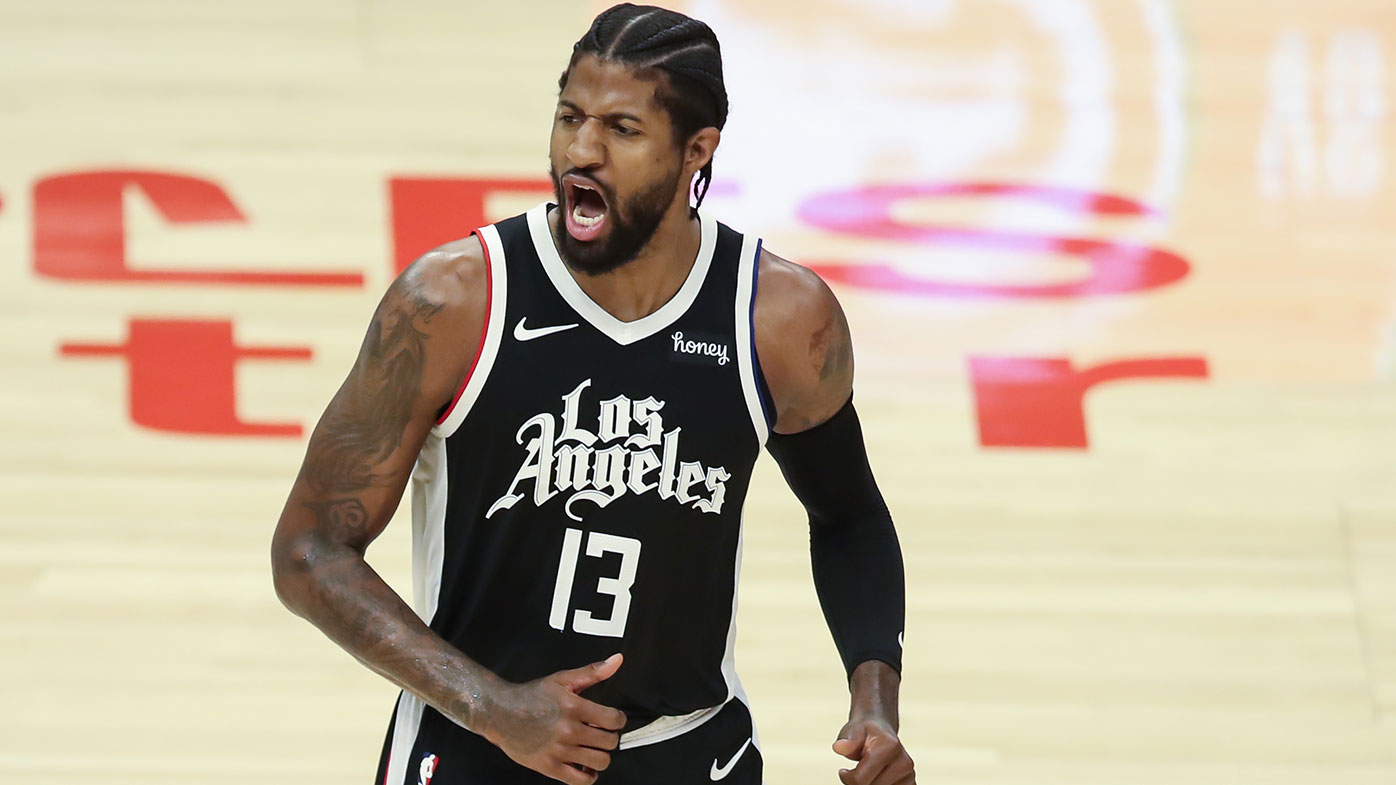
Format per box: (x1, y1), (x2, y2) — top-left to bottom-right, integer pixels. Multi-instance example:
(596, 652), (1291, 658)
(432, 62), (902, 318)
(567, 117), (605, 170)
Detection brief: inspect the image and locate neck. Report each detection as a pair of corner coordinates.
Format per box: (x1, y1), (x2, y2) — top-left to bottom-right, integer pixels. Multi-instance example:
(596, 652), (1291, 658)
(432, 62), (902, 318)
(550, 200), (702, 323)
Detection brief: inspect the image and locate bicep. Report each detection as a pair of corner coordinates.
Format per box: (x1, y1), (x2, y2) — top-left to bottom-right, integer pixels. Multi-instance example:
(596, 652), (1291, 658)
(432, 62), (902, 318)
(277, 256), (479, 553)
(792, 292), (854, 429)
(753, 253), (855, 434)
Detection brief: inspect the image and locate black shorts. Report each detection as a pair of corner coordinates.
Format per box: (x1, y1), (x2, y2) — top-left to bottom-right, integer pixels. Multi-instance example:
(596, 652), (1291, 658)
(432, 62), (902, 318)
(375, 694), (763, 785)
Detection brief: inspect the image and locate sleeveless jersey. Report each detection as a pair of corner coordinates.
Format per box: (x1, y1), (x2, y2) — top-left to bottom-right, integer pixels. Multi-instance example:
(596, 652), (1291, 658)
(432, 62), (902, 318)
(399, 202), (773, 741)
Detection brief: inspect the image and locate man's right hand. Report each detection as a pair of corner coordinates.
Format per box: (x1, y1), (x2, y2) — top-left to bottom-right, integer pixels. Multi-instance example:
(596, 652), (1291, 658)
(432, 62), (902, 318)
(480, 653), (629, 785)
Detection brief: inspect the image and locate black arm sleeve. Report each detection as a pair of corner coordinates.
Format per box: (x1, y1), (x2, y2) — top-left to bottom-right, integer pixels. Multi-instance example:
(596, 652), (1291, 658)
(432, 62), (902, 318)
(765, 395), (905, 679)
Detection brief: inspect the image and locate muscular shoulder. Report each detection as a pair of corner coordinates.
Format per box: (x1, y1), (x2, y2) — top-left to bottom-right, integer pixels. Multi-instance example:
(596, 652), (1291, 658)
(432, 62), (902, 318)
(752, 248), (853, 434)
(365, 234), (489, 417)
(400, 235), (488, 310)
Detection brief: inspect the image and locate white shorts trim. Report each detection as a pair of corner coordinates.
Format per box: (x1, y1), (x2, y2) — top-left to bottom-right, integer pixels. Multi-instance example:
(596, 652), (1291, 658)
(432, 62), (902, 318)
(617, 701), (725, 750)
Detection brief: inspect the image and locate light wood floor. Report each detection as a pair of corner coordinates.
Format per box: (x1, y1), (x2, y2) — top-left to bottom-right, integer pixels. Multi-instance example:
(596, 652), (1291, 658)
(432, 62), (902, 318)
(2, 1), (1395, 783)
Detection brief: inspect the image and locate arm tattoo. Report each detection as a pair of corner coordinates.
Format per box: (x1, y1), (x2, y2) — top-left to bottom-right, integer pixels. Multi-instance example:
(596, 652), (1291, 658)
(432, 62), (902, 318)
(277, 283), (498, 733)
(813, 301), (853, 383)
(301, 289), (443, 539)
(301, 498), (370, 542)
(306, 291), (442, 494)
(300, 538), (485, 724)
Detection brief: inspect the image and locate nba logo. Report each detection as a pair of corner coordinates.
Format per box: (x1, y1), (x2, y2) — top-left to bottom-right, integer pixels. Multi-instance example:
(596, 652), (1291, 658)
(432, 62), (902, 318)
(418, 753), (438, 785)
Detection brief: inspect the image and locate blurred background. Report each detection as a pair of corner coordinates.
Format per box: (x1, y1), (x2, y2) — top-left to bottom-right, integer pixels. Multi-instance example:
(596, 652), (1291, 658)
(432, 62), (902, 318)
(2, 0), (1394, 783)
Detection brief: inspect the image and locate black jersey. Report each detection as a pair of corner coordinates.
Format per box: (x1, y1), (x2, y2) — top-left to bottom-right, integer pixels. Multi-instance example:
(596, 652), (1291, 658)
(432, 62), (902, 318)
(383, 203), (774, 774)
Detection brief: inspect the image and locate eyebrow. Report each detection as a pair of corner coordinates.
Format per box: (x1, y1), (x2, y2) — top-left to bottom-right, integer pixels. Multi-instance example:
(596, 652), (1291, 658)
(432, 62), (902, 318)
(558, 99), (645, 126)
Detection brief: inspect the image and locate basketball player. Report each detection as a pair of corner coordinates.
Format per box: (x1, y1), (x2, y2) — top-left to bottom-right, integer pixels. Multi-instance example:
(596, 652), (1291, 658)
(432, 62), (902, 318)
(271, 5), (912, 784)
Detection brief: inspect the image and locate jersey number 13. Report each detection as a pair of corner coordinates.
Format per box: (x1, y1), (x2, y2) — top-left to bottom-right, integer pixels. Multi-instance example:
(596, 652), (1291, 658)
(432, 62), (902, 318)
(549, 528), (641, 638)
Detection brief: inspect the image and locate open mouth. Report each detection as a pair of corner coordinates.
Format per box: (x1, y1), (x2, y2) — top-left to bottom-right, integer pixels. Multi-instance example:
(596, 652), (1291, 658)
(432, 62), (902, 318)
(563, 175), (609, 242)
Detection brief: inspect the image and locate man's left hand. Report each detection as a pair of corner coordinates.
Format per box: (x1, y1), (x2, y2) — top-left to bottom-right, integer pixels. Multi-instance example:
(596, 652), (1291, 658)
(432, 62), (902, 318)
(832, 719), (916, 785)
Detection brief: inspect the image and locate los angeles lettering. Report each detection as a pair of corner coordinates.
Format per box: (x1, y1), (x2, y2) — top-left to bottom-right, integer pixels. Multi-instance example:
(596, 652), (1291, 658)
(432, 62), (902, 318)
(486, 379), (730, 521)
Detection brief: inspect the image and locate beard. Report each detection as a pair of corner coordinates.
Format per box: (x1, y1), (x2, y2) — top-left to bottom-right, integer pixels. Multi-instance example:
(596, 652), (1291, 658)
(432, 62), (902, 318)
(550, 162), (684, 276)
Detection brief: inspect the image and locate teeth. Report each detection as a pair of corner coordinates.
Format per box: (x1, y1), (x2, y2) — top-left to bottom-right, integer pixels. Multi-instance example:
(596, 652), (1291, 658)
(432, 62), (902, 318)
(572, 204), (604, 227)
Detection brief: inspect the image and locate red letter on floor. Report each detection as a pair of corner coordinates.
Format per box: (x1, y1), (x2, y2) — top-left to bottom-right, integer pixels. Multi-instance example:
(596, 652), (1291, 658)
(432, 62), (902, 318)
(390, 177), (551, 274)
(33, 171), (363, 286)
(799, 182), (1190, 299)
(61, 319), (312, 437)
(969, 355), (1209, 448)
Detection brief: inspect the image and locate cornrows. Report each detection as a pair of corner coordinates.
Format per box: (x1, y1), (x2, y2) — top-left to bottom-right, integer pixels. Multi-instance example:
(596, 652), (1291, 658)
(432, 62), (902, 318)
(560, 3), (728, 218)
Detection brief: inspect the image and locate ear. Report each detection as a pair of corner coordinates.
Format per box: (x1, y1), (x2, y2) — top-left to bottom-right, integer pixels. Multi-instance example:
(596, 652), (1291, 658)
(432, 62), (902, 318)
(684, 127), (721, 177)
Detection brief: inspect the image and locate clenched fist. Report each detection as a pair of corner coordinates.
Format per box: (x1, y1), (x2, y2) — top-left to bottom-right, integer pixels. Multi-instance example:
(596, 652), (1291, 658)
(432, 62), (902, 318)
(833, 718), (916, 785)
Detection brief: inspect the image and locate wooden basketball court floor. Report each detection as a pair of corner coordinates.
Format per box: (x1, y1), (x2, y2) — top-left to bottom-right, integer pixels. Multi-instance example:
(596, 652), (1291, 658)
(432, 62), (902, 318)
(2, 1), (1394, 782)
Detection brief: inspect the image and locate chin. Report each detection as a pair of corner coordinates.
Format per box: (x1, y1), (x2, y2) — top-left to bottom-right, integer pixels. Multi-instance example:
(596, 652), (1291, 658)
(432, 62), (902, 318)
(554, 221), (639, 277)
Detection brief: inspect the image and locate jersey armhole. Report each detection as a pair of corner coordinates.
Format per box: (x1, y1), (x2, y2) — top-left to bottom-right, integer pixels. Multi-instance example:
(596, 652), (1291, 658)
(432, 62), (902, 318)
(434, 226), (507, 438)
(735, 235), (774, 446)
(749, 240), (777, 430)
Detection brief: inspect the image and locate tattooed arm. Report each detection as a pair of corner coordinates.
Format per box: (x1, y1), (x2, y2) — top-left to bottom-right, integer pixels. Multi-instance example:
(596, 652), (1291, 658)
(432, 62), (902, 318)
(271, 238), (624, 785)
(272, 237), (484, 713)
(754, 250), (916, 785)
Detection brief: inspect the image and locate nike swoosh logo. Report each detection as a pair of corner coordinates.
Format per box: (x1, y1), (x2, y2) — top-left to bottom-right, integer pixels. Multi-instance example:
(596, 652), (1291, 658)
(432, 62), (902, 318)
(514, 317), (579, 342)
(709, 737), (752, 781)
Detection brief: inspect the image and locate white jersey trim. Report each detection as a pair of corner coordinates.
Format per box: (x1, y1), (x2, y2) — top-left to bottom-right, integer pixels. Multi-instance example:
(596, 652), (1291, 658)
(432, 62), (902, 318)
(719, 505), (748, 710)
(436, 223), (508, 439)
(384, 691), (425, 785)
(390, 426), (451, 783)
(526, 202), (717, 347)
(410, 434), (448, 626)
(715, 510), (761, 763)
(723, 235), (764, 757)
(734, 234), (770, 447)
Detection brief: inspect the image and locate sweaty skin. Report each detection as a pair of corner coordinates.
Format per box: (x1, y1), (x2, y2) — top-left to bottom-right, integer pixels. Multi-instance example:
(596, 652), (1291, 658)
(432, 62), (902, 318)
(270, 52), (915, 785)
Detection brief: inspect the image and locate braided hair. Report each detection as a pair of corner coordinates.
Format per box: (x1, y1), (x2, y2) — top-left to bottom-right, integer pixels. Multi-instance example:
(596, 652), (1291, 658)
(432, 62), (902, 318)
(559, 3), (728, 218)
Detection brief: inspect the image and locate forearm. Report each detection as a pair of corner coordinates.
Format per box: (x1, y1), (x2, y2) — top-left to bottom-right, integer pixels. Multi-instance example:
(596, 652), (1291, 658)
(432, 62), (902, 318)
(848, 660), (900, 731)
(809, 512), (906, 677)
(768, 398), (906, 677)
(273, 531), (502, 733)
